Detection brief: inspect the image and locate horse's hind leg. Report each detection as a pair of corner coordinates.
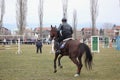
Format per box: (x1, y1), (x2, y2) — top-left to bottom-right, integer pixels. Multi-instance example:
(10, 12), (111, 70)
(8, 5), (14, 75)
(58, 55), (63, 68)
(70, 57), (80, 77)
(54, 53), (59, 73)
(78, 56), (83, 74)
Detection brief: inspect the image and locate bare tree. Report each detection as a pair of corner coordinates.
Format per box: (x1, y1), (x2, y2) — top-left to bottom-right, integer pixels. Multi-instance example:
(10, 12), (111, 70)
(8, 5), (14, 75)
(119, 0), (120, 6)
(73, 10), (77, 39)
(0, 0), (5, 35)
(38, 0), (43, 39)
(16, 0), (27, 35)
(90, 0), (98, 35)
(62, 0), (68, 19)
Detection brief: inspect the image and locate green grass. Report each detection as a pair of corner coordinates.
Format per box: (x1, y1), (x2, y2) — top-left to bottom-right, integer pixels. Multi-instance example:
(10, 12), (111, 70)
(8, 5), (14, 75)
(0, 44), (120, 80)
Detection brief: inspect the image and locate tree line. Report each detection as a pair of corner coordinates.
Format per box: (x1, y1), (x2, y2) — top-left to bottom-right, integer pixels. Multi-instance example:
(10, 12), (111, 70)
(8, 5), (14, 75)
(3, 0), (118, 39)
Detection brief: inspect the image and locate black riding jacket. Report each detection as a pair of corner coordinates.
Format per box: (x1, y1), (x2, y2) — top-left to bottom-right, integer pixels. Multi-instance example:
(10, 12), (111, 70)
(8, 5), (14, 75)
(58, 22), (73, 42)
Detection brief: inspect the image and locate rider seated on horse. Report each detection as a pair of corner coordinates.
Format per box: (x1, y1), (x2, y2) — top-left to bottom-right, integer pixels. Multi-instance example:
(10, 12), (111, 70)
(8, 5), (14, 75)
(56, 18), (73, 53)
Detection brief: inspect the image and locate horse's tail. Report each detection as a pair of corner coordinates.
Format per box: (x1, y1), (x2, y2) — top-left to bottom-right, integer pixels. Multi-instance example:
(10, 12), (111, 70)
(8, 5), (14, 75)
(79, 43), (93, 69)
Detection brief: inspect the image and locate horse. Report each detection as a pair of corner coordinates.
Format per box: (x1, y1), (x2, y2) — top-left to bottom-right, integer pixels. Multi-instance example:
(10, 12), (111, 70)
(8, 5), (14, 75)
(49, 25), (93, 77)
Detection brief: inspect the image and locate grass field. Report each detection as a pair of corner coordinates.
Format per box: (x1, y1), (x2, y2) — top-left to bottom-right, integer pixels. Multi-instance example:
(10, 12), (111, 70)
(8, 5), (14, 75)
(0, 44), (120, 80)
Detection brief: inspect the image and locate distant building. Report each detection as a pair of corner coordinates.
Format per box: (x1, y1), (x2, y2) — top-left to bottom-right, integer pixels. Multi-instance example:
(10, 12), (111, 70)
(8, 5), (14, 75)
(24, 27), (35, 40)
(81, 27), (99, 39)
(103, 29), (114, 38)
(0, 27), (11, 35)
(34, 27), (50, 39)
(99, 25), (120, 39)
(75, 29), (82, 40)
(0, 27), (11, 41)
(113, 25), (120, 36)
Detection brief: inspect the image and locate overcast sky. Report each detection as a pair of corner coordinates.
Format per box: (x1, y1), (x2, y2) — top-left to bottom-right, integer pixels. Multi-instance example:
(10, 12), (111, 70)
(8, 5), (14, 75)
(3, 0), (120, 29)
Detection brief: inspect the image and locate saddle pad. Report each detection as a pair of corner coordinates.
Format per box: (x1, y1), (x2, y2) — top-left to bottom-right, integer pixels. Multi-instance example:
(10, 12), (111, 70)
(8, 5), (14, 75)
(63, 37), (74, 41)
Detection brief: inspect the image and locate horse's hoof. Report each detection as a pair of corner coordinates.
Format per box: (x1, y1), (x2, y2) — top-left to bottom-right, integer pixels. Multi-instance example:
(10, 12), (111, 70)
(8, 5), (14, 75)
(74, 74), (80, 77)
(54, 70), (57, 73)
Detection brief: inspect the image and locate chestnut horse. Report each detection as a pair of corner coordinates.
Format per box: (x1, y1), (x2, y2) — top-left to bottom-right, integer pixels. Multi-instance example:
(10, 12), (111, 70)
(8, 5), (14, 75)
(49, 25), (93, 77)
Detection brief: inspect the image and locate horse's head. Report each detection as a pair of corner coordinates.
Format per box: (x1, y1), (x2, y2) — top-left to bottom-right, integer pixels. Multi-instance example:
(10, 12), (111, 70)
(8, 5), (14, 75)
(49, 25), (58, 41)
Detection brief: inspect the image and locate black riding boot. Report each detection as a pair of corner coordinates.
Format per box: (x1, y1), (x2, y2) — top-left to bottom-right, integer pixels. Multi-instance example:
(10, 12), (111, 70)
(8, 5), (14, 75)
(56, 42), (62, 54)
(56, 41), (66, 54)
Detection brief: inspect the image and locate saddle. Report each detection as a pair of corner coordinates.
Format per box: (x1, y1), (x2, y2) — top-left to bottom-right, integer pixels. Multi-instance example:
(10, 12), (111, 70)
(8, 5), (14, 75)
(60, 38), (73, 49)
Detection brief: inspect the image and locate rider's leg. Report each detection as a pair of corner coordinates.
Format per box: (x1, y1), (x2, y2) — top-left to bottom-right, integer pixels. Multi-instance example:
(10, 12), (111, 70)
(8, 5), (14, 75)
(56, 36), (63, 54)
(56, 42), (62, 53)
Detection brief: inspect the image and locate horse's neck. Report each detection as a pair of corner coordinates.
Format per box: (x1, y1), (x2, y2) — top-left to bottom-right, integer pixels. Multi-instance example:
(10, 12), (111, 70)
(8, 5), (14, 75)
(53, 40), (60, 50)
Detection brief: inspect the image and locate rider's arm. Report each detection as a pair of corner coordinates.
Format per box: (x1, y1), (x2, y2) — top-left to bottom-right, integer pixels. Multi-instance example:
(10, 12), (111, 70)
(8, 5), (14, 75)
(58, 24), (63, 36)
(58, 24), (62, 31)
(71, 27), (73, 34)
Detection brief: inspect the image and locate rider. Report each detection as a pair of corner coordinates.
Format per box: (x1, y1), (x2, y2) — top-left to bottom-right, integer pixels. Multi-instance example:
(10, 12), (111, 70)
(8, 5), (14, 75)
(56, 18), (73, 53)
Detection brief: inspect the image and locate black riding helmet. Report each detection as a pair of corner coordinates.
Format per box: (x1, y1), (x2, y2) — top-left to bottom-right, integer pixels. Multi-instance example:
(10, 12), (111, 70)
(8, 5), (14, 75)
(62, 18), (67, 22)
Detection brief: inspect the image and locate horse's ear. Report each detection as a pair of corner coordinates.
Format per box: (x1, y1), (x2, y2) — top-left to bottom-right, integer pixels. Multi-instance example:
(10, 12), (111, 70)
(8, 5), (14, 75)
(51, 25), (53, 28)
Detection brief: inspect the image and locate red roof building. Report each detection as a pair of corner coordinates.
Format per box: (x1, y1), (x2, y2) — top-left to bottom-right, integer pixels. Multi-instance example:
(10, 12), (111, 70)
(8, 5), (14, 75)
(34, 27), (51, 38)
(34, 27), (50, 33)
(81, 27), (99, 39)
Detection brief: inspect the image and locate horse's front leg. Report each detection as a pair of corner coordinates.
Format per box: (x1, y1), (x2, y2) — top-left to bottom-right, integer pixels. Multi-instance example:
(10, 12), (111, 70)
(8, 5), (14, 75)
(58, 54), (63, 68)
(54, 53), (59, 73)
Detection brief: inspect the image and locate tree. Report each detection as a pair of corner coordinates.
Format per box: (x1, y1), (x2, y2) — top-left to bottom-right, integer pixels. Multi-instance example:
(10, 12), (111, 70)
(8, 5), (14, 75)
(73, 10), (77, 39)
(38, 0), (44, 39)
(62, 0), (68, 19)
(16, 0), (27, 35)
(0, 0), (5, 35)
(90, 0), (98, 35)
(119, 0), (120, 6)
